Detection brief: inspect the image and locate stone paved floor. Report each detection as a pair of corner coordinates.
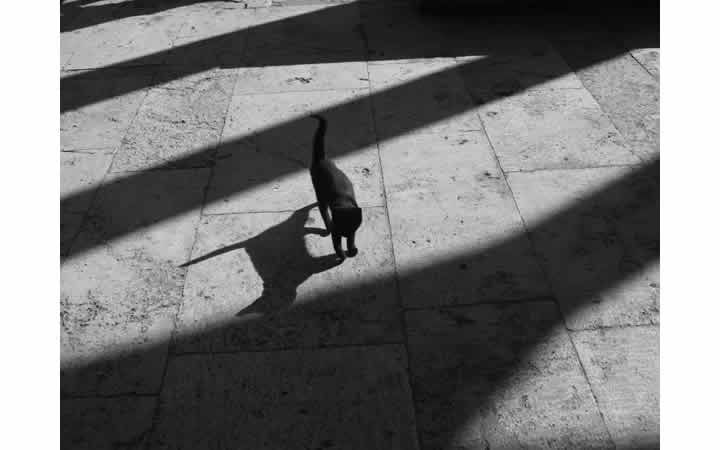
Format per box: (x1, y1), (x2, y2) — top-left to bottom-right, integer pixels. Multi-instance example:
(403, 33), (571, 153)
(60, 1), (659, 449)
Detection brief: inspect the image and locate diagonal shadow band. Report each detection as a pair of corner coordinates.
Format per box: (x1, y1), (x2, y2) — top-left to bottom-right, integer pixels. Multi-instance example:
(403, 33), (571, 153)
(61, 158), (659, 448)
(61, 3), (659, 447)
(61, 0), (212, 33)
(60, 0), (658, 112)
(61, 13), (654, 261)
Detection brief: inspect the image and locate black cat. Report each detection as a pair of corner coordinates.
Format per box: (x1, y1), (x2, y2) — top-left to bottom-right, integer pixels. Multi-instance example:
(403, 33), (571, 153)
(309, 114), (362, 261)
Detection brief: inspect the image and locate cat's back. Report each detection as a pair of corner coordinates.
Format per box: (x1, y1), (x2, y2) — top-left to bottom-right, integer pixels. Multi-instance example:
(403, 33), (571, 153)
(310, 159), (355, 197)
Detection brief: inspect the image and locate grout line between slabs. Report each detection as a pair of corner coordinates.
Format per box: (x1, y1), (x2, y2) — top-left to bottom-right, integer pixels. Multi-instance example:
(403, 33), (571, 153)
(544, 31), (654, 166)
(171, 339), (408, 358)
(549, 25), (655, 444)
(503, 162), (646, 174)
(62, 62), (169, 72)
(567, 322), (618, 449)
(61, 392), (159, 401)
(144, 60), (245, 430)
(232, 85), (371, 96)
(166, 41), (250, 358)
(61, 148), (116, 155)
(457, 48), (617, 446)
(62, 76), (155, 257)
(162, 29), (256, 364)
(364, 50), (424, 450)
(568, 321), (660, 334)
(403, 296), (559, 312)
(627, 49), (659, 81)
(501, 32), (622, 445)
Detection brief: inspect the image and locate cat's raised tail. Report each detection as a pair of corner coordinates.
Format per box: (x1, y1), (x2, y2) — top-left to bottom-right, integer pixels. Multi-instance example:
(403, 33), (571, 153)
(310, 114), (327, 164)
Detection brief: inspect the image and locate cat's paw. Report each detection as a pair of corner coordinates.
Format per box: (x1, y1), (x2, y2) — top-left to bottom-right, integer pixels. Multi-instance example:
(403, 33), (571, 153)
(335, 249), (346, 261)
(346, 247), (358, 257)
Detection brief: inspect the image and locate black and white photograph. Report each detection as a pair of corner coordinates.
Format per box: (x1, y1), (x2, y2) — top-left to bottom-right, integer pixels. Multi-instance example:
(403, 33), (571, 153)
(10, 0), (679, 448)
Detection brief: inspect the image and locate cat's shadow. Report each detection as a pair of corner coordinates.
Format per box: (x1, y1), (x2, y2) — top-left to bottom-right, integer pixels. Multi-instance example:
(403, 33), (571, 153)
(179, 203), (342, 317)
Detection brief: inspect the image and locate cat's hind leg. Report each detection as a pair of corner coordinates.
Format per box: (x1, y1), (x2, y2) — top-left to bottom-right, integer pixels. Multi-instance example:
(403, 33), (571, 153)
(317, 201), (332, 236)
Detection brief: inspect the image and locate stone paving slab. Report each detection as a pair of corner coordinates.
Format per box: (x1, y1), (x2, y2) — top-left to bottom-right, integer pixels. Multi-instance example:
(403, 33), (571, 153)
(61, 212), (85, 257)
(59, 2), (660, 447)
(61, 10), (184, 69)
(61, 151), (111, 254)
(444, 20), (558, 63)
(111, 68), (236, 172)
(244, 3), (366, 66)
(550, 35), (660, 162)
(476, 83), (639, 172)
(572, 326), (659, 449)
(61, 151), (114, 214)
(359, 1), (460, 63)
(507, 166), (659, 330)
(630, 48), (659, 80)
(361, 2), (559, 64)
(163, 3), (256, 67)
(172, 2), (258, 40)
(457, 44), (583, 97)
(174, 206), (402, 352)
(61, 36), (76, 70)
(221, 87), (375, 143)
(380, 132), (548, 309)
(233, 62), (370, 94)
(149, 345), (419, 449)
(207, 89), (383, 213)
(61, 396), (156, 450)
(61, 70), (153, 150)
(406, 302), (612, 449)
(61, 169), (208, 395)
(367, 59), (484, 139)
(206, 136), (384, 213)
(168, 33), (249, 68)
(609, 15), (660, 80)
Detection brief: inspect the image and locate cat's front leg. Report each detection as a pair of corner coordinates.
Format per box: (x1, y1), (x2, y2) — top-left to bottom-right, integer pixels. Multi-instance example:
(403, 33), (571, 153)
(332, 233), (346, 260)
(346, 233), (358, 257)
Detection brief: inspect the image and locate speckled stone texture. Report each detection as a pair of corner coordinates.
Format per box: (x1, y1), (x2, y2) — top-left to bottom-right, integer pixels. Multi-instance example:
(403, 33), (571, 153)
(164, 2), (256, 66)
(407, 302), (613, 449)
(572, 326), (659, 449)
(233, 61), (370, 94)
(206, 89), (384, 213)
(174, 206), (402, 352)
(380, 131), (549, 308)
(550, 32), (660, 162)
(149, 345), (419, 449)
(243, 4), (366, 66)
(61, 396), (156, 450)
(472, 78), (639, 171)
(367, 59), (484, 139)
(61, 10), (183, 69)
(61, 70), (153, 150)
(61, 170), (208, 395)
(61, 212), (85, 257)
(61, 152), (114, 256)
(60, 1), (659, 448)
(507, 166), (659, 330)
(359, 1), (460, 62)
(61, 152), (114, 212)
(112, 69), (237, 172)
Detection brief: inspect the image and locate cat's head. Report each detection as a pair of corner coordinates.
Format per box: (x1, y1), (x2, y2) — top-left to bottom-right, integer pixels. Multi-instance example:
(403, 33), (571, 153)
(332, 207), (362, 237)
